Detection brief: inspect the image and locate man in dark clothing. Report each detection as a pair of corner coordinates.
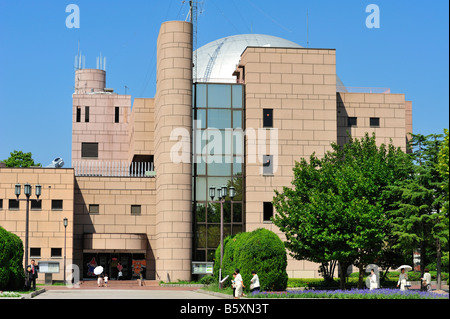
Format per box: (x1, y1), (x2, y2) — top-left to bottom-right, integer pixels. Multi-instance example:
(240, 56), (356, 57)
(27, 259), (38, 291)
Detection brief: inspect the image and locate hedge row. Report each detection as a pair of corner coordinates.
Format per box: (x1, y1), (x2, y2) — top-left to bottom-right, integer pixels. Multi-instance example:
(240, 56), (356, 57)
(0, 226), (25, 290)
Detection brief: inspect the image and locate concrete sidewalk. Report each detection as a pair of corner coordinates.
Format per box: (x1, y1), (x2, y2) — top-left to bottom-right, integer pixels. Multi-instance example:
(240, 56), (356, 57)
(43, 280), (200, 291)
(30, 280), (227, 299)
(32, 288), (222, 299)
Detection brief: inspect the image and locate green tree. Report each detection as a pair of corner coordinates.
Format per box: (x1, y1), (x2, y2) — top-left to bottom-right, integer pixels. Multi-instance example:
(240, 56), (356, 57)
(438, 129), (449, 213)
(1, 150), (41, 167)
(387, 133), (448, 288)
(437, 129), (449, 285)
(272, 133), (410, 289)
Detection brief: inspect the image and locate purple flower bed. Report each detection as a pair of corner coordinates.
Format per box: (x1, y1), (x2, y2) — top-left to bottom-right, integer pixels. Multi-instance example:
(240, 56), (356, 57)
(250, 288), (449, 299)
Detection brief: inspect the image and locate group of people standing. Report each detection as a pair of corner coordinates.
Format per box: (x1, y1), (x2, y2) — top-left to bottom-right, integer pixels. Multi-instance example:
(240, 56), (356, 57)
(231, 269), (260, 299)
(97, 273), (109, 287)
(368, 267), (432, 291)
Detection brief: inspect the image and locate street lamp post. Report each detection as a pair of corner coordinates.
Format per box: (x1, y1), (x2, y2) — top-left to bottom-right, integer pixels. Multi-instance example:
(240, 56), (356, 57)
(15, 183), (41, 289)
(63, 217), (68, 284)
(209, 185), (235, 288)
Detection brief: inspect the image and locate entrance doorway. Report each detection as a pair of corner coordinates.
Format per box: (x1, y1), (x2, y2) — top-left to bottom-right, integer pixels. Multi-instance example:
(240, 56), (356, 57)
(83, 252), (146, 280)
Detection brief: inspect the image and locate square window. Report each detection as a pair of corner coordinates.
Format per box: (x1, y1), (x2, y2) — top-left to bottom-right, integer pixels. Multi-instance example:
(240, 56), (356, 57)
(9, 199), (19, 210)
(30, 248), (41, 258)
(195, 250), (206, 261)
(263, 202), (273, 222)
(263, 155), (273, 175)
(208, 109), (231, 129)
(81, 143), (98, 158)
(52, 200), (63, 210)
(207, 84), (231, 108)
(263, 109), (273, 128)
(370, 117), (380, 127)
(51, 248), (62, 258)
(0, 199), (3, 210)
(131, 205), (141, 215)
(347, 117), (357, 127)
(30, 199), (42, 210)
(195, 203), (206, 222)
(89, 204), (99, 214)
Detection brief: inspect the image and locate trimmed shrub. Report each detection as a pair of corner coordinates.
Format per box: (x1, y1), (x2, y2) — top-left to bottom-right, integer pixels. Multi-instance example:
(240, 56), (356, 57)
(0, 226), (25, 290)
(199, 275), (215, 285)
(214, 228), (288, 291)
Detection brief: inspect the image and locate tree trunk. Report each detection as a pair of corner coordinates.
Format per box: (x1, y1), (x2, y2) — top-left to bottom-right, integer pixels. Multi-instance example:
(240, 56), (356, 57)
(436, 238), (442, 290)
(320, 260), (337, 284)
(420, 241), (425, 277)
(358, 265), (365, 289)
(339, 261), (349, 290)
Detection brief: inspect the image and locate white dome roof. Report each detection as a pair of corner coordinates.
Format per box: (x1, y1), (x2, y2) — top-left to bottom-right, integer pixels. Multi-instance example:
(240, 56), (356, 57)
(194, 34), (345, 88)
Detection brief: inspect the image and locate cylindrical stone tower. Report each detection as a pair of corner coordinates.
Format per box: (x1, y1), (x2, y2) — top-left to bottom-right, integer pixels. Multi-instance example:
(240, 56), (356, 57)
(74, 69), (106, 94)
(154, 21), (193, 281)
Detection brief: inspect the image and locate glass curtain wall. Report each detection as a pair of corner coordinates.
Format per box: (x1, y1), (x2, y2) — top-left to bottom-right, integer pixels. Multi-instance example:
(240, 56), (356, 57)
(192, 83), (245, 262)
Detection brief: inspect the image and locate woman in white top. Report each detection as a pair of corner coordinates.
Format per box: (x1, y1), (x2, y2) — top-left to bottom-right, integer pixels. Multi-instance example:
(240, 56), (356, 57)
(421, 268), (432, 291)
(234, 269), (244, 299)
(369, 269), (377, 290)
(250, 271), (260, 293)
(397, 268), (408, 291)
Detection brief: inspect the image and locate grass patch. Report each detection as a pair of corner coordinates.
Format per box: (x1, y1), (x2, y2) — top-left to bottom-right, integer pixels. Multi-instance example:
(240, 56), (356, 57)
(0, 287), (44, 298)
(0, 291), (22, 298)
(202, 283), (235, 296)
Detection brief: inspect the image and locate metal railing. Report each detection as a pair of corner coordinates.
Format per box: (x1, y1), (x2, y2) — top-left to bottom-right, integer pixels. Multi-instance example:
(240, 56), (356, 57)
(194, 77), (243, 84)
(73, 161), (155, 177)
(337, 86), (391, 94)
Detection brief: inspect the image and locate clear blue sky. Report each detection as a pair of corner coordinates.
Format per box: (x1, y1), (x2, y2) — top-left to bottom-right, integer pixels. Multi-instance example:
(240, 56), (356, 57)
(0, 0), (448, 166)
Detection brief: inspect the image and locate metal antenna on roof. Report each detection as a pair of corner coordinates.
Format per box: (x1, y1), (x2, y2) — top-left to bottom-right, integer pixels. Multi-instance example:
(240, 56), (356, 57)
(96, 52), (107, 71)
(190, 1), (198, 82)
(306, 9), (309, 48)
(189, 1), (204, 83)
(74, 40), (85, 70)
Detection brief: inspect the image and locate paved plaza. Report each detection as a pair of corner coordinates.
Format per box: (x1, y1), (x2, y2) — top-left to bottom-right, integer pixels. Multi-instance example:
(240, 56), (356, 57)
(25, 280), (225, 299)
(32, 288), (222, 299)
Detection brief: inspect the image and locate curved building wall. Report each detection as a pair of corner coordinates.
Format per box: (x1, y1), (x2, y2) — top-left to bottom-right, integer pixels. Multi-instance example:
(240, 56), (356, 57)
(75, 69), (106, 94)
(154, 21), (193, 281)
(194, 34), (345, 88)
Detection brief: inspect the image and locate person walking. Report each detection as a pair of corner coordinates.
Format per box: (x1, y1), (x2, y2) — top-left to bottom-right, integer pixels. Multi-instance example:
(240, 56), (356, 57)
(117, 262), (123, 280)
(234, 269), (244, 299)
(27, 259), (38, 291)
(421, 268), (431, 292)
(397, 268), (408, 291)
(97, 274), (104, 287)
(250, 271), (260, 293)
(369, 269), (378, 290)
(231, 272), (236, 297)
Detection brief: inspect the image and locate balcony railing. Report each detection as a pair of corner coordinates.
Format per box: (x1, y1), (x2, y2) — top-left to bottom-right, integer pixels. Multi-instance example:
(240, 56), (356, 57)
(337, 86), (391, 94)
(194, 77), (243, 84)
(73, 161), (155, 177)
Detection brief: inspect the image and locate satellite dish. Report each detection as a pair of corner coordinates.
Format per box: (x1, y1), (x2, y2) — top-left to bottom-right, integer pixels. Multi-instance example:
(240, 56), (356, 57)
(46, 157), (64, 168)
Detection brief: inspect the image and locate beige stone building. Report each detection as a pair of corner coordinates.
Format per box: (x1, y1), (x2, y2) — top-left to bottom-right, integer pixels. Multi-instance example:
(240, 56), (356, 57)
(0, 19), (412, 283)
(0, 168), (74, 282)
